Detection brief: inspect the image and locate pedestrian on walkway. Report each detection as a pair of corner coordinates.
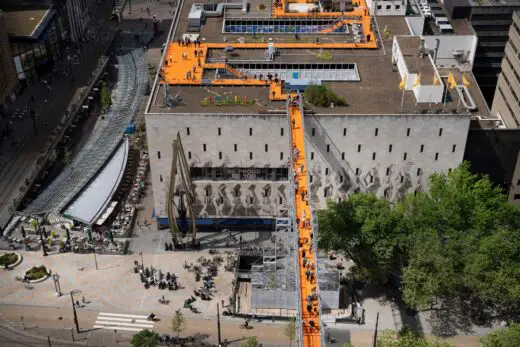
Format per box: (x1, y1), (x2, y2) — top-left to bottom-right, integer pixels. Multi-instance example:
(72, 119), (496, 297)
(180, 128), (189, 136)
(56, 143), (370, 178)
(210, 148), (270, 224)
(306, 269), (311, 280)
(82, 296), (86, 304)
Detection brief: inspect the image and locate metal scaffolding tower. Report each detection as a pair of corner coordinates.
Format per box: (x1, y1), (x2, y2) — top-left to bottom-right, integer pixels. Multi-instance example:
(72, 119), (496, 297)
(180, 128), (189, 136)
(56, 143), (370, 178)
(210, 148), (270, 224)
(167, 132), (197, 246)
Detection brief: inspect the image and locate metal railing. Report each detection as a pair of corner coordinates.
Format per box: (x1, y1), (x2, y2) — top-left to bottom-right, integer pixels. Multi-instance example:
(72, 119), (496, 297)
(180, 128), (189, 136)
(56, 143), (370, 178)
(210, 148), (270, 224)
(287, 97), (304, 346)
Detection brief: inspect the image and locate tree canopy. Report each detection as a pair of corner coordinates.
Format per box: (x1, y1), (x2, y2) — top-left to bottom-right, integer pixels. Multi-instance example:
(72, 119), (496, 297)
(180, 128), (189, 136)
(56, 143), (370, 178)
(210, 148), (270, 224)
(131, 329), (160, 347)
(480, 323), (520, 347)
(171, 309), (185, 337)
(317, 162), (520, 319)
(376, 329), (452, 347)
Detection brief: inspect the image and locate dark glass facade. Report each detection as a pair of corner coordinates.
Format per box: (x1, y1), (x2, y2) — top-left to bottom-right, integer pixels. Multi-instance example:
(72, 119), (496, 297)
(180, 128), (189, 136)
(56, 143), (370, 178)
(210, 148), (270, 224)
(11, 16), (65, 87)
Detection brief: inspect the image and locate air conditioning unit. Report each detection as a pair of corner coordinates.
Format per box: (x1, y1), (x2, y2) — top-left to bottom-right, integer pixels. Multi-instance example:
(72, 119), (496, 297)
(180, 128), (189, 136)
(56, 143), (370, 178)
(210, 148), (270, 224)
(452, 49), (465, 57)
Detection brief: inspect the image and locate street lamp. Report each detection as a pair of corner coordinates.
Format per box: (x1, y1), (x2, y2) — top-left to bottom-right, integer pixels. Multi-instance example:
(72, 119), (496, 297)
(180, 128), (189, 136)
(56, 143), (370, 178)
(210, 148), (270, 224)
(37, 220), (48, 257)
(70, 292), (80, 333)
(52, 274), (62, 297)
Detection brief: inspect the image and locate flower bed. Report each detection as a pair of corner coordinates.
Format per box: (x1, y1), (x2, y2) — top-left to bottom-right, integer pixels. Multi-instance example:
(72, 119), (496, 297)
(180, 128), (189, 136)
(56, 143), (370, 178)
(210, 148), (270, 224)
(0, 253), (18, 267)
(25, 265), (50, 282)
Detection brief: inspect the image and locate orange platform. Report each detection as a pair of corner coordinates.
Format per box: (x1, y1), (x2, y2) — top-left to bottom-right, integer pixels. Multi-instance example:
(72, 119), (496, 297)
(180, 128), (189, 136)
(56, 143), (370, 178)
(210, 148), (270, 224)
(289, 94), (321, 346)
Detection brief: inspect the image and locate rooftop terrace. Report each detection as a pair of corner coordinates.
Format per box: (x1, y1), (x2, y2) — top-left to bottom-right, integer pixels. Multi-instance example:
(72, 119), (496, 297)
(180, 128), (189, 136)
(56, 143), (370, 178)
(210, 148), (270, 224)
(147, 0), (490, 118)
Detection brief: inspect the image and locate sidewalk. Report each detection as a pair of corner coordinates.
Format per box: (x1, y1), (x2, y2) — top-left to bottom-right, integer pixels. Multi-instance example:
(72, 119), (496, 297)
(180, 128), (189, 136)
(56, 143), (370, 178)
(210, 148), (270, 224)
(0, 4), (117, 230)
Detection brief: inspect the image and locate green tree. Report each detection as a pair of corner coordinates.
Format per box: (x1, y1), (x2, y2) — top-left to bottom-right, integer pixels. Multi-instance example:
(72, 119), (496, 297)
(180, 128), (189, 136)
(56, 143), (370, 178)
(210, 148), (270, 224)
(400, 162), (520, 313)
(241, 336), (260, 347)
(317, 162), (520, 319)
(303, 84), (346, 107)
(376, 329), (452, 347)
(284, 318), (296, 347)
(131, 329), (160, 347)
(101, 82), (111, 110)
(317, 193), (404, 284)
(171, 309), (185, 337)
(480, 323), (520, 347)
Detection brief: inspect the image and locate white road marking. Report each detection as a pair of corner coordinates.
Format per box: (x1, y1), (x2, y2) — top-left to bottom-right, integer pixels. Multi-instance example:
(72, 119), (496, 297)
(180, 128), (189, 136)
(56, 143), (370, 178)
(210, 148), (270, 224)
(94, 325), (143, 332)
(94, 321), (154, 328)
(99, 312), (148, 319)
(94, 312), (155, 331)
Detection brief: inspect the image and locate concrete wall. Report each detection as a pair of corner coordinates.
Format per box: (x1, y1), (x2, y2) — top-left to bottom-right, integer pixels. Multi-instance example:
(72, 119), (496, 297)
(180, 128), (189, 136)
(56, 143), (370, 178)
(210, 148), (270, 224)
(304, 114), (470, 205)
(367, 0), (407, 16)
(146, 112), (470, 218)
(405, 16), (425, 36)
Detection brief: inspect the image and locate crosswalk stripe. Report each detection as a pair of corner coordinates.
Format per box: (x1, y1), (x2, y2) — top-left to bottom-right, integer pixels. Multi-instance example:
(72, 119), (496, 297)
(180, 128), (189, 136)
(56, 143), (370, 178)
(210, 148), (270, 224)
(94, 321), (154, 328)
(94, 325), (144, 332)
(94, 317), (150, 324)
(99, 312), (148, 319)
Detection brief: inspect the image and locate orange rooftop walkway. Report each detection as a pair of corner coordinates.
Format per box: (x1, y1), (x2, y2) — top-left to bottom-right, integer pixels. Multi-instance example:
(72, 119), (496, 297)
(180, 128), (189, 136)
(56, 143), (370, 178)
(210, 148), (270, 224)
(289, 94), (321, 346)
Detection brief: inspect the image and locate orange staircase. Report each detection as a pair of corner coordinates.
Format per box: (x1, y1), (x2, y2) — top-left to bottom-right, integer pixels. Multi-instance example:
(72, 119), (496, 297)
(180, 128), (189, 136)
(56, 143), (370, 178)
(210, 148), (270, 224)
(321, 19), (348, 33)
(289, 94), (322, 347)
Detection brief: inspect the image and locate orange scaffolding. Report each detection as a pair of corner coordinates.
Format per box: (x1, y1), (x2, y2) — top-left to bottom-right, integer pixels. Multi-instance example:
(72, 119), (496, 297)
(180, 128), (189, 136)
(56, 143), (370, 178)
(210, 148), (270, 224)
(289, 94), (321, 346)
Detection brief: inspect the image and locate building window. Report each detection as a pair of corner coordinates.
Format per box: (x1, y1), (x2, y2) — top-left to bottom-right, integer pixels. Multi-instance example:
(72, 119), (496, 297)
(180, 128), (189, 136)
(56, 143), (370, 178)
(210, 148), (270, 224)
(357, 144), (361, 152)
(220, 196), (224, 204)
(327, 144), (330, 152)
(395, 4), (400, 9)
(310, 175), (313, 182)
(355, 168), (360, 175)
(343, 128), (347, 136)
(386, 4), (391, 9)
(206, 188), (210, 197)
(281, 128), (284, 136)
(389, 144), (392, 152)
(312, 128), (316, 136)
(234, 144), (237, 152)
(417, 168), (421, 176)
(311, 152), (314, 160)
(160, 175), (163, 182)
(400, 176), (404, 183)
(250, 152), (253, 160)
(420, 144), (424, 153)
(372, 152), (376, 160)
(452, 144), (456, 152)
(339, 175), (343, 183)
(280, 152), (283, 160)
(188, 151), (192, 159)
(203, 144), (207, 152)
(435, 152), (439, 161)
(279, 196), (283, 204)
(249, 128), (253, 136)
(219, 152), (222, 160)
(406, 128), (410, 136)
(386, 167), (390, 176)
(342, 152), (345, 160)
(377, 4), (382, 9)
(265, 144), (268, 152)
(218, 127), (221, 136)
(157, 151), (161, 159)
(325, 168), (329, 175)
(439, 128), (443, 136)
(514, 194), (520, 200)
(375, 128), (378, 136)
(370, 175), (374, 183)
(187, 127), (190, 135)
(324, 187), (329, 198)
(403, 152), (407, 160)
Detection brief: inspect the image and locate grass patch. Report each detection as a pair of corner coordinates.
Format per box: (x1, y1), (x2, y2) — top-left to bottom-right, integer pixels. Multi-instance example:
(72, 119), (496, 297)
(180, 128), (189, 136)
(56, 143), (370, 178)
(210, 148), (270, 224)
(201, 96), (255, 106)
(0, 253), (18, 266)
(316, 50), (333, 60)
(26, 265), (48, 280)
(304, 84), (346, 107)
